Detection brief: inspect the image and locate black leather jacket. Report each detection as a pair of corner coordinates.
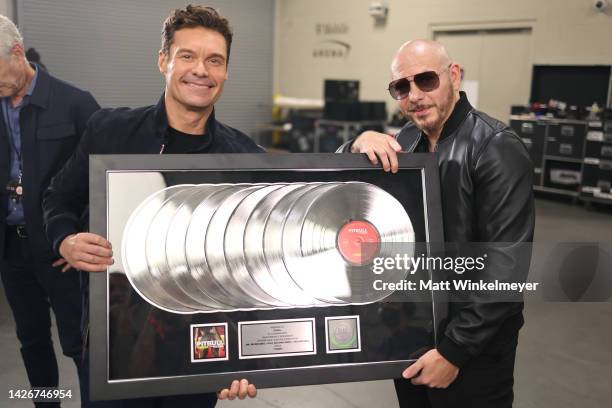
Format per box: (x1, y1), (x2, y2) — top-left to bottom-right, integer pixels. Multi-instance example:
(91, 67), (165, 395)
(339, 92), (535, 367)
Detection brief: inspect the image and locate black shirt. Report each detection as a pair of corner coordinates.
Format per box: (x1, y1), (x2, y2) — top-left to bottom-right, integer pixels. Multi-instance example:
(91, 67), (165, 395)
(164, 127), (213, 154)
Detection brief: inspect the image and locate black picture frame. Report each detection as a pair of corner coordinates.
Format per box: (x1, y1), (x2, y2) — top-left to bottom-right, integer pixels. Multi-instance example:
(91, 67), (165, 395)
(88, 153), (445, 400)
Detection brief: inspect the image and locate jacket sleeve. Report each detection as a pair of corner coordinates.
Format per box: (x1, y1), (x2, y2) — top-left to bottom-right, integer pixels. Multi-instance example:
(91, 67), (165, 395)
(335, 139), (355, 153)
(75, 91), (100, 137)
(437, 130), (535, 367)
(43, 112), (99, 256)
(335, 124), (415, 153)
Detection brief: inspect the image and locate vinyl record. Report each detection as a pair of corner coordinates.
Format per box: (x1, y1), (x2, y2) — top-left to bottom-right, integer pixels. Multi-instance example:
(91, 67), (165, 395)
(283, 182), (415, 304)
(224, 184), (287, 307)
(185, 185), (245, 308)
(123, 180), (414, 313)
(267, 183), (344, 304)
(122, 185), (196, 313)
(244, 183), (324, 306)
(205, 185), (274, 308)
(146, 186), (213, 311)
(165, 184), (235, 311)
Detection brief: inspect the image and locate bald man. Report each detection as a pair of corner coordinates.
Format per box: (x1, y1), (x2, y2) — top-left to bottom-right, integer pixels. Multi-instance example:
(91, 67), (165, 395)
(339, 40), (534, 407)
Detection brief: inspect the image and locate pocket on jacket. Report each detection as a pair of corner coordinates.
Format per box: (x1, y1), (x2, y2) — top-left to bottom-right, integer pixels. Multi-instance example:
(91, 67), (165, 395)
(36, 123), (76, 140)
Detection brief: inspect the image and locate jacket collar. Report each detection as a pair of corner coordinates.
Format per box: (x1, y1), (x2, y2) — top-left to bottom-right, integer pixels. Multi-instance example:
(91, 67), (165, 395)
(437, 91), (473, 144)
(28, 63), (49, 109)
(154, 94), (218, 138)
(398, 91), (473, 152)
(153, 94), (169, 137)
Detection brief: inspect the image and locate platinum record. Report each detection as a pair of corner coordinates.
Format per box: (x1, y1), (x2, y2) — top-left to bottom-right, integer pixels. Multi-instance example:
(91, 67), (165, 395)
(121, 182), (415, 313)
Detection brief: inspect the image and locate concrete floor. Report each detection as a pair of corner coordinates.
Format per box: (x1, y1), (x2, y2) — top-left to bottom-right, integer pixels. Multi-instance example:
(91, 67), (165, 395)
(1, 198), (611, 407)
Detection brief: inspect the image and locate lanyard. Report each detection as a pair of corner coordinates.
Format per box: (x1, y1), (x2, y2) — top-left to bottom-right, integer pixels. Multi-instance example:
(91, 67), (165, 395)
(1, 100), (24, 177)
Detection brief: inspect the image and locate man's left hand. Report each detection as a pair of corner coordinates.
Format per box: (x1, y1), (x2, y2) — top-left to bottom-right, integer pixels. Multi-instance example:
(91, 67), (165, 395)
(402, 349), (459, 389)
(52, 258), (72, 273)
(217, 379), (257, 400)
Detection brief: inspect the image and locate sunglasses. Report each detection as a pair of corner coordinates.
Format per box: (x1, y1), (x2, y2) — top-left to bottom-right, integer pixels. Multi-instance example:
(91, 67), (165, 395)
(388, 64), (452, 100)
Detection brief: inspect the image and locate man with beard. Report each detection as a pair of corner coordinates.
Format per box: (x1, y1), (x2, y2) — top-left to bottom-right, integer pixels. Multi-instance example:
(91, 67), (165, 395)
(43, 5), (258, 407)
(338, 39), (534, 407)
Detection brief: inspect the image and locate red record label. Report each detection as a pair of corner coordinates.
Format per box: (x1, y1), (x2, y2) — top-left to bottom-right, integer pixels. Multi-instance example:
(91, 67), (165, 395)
(337, 220), (380, 265)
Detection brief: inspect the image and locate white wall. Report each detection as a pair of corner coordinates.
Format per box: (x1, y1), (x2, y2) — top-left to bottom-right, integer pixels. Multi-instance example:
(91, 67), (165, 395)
(275, 0), (612, 112)
(0, 0), (14, 19)
(18, 0), (274, 136)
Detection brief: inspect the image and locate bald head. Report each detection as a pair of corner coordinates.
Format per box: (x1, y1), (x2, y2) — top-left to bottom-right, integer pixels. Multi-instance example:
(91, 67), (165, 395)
(391, 39), (452, 77)
(388, 39), (461, 139)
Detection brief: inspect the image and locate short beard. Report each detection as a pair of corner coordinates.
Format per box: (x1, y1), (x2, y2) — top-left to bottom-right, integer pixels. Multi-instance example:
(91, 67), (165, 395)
(409, 84), (456, 136)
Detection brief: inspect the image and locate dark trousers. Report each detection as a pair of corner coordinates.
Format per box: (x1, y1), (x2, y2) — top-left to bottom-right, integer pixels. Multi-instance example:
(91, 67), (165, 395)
(1, 226), (84, 407)
(394, 337), (518, 408)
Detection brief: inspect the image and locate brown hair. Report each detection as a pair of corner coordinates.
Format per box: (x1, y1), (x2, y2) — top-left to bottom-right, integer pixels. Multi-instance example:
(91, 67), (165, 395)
(161, 5), (233, 62)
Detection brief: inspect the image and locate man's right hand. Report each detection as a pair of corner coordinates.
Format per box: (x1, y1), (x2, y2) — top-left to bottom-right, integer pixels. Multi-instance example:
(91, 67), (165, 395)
(351, 131), (402, 173)
(58, 233), (114, 273)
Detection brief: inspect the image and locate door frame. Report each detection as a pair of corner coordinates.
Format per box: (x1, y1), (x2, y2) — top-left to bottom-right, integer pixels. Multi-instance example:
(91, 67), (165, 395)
(430, 20), (536, 121)
(429, 19), (536, 77)
(429, 19), (537, 38)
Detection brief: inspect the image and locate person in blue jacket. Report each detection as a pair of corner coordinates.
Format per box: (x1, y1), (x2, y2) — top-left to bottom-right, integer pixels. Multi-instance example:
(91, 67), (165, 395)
(0, 13), (100, 407)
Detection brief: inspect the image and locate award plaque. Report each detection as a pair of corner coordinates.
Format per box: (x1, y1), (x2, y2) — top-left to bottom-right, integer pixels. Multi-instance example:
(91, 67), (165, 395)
(89, 153), (445, 400)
